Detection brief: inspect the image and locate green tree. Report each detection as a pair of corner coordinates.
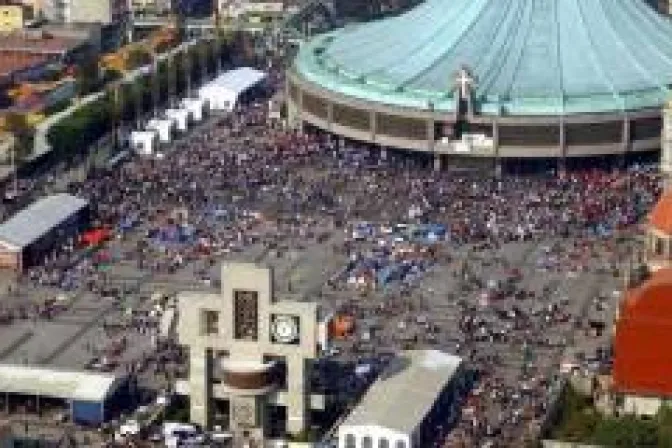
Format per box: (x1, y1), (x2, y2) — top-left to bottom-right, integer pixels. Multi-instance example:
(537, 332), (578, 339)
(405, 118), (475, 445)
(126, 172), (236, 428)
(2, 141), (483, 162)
(75, 48), (102, 96)
(590, 416), (658, 447)
(126, 47), (152, 70)
(3, 112), (33, 160)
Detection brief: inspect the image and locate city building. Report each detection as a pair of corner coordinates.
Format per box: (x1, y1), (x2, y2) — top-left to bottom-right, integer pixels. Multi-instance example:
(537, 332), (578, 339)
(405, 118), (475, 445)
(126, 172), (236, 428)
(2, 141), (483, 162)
(0, 193), (89, 271)
(646, 190), (672, 272)
(41, 0), (128, 25)
(130, 0), (172, 15)
(338, 350), (465, 448)
(0, 31), (89, 82)
(0, 1), (33, 33)
(176, 262), (325, 445)
(0, 365), (129, 425)
(613, 267), (672, 416)
(218, 0), (285, 21)
(648, 0), (672, 15)
(288, 0), (672, 169)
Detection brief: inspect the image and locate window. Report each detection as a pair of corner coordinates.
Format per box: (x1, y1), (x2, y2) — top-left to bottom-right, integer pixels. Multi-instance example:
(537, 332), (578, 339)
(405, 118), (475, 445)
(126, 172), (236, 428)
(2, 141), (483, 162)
(362, 436), (373, 448)
(200, 310), (219, 335)
(395, 441), (406, 448)
(344, 434), (356, 448)
(233, 289), (259, 340)
(379, 438), (389, 448)
(654, 237), (663, 256)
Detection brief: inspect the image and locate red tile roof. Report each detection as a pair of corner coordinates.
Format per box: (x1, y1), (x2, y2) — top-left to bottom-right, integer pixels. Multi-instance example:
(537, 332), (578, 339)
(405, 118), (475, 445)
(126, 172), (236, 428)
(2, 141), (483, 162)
(650, 191), (672, 234)
(614, 268), (672, 396)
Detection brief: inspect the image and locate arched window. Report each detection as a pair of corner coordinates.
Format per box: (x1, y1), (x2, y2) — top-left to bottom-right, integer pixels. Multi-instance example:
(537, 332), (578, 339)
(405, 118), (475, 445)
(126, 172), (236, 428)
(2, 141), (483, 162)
(344, 434), (356, 448)
(362, 436), (373, 448)
(379, 438), (390, 448)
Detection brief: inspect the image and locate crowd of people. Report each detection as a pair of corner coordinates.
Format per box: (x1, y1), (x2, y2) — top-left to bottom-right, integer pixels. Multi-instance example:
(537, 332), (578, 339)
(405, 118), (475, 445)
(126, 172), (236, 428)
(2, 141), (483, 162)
(0, 65), (664, 447)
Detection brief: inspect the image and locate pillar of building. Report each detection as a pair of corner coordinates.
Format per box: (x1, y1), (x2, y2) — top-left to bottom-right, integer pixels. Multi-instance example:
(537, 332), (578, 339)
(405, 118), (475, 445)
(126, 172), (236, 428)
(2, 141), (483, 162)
(229, 395), (263, 442)
(188, 349), (212, 428)
(370, 111), (377, 142)
(492, 120), (501, 177)
(661, 103), (672, 185)
(622, 117), (631, 168)
(327, 102), (334, 133)
(433, 153), (442, 172)
(427, 117), (435, 152)
(286, 81), (304, 133)
(558, 121), (567, 175)
(285, 354), (309, 435)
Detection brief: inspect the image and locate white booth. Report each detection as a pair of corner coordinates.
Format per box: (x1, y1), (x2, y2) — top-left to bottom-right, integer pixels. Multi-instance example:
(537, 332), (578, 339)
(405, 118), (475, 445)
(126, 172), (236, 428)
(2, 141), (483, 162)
(165, 108), (190, 132)
(197, 67), (266, 111)
(130, 131), (157, 156)
(180, 98), (207, 122)
(146, 118), (176, 143)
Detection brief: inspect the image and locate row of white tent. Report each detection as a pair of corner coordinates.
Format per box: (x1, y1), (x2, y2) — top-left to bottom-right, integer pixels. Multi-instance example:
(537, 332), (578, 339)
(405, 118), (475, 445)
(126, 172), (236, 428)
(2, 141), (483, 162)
(129, 67), (267, 156)
(130, 97), (207, 156)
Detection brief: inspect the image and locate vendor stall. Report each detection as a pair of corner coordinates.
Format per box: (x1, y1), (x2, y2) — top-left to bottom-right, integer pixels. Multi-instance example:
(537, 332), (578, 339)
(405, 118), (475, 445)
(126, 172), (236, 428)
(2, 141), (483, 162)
(180, 98), (207, 122)
(130, 131), (157, 155)
(165, 108), (190, 132)
(146, 119), (176, 143)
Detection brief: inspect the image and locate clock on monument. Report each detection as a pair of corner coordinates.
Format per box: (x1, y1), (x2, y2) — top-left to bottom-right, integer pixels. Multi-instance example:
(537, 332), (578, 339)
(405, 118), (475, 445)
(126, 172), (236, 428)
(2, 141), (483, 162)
(270, 314), (300, 344)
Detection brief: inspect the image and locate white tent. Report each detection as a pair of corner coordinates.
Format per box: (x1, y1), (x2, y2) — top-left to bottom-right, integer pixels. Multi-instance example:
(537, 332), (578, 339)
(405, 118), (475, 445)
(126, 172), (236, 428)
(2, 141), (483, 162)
(180, 98), (207, 122)
(197, 67), (267, 111)
(146, 118), (175, 143)
(130, 131), (157, 156)
(165, 109), (190, 132)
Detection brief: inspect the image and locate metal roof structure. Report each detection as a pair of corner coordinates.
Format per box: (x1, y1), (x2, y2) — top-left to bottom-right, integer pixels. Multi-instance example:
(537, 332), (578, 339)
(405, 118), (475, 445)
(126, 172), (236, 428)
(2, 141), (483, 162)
(339, 350), (462, 435)
(200, 67), (267, 98)
(0, 365), (122, 402)
(295, 0), (672, 115)
(0, 194), (88, 251)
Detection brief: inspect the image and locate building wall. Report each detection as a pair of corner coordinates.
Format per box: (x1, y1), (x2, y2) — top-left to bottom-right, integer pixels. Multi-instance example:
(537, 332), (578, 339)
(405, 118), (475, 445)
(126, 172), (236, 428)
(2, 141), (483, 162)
(0, 5), (28, 33)
(622, 394), (663, 417)
(71, 400), (104, 425)
(43, 0), (127, 24)
(288, 72), (662, 160)
(0, 248), (21, 271)
(177, 263), (319, 436)
(130, 0), (172, 14)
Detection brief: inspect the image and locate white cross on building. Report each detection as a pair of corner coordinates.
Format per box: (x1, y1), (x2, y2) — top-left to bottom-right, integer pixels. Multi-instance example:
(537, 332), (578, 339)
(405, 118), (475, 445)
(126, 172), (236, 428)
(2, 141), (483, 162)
(455, 67), (475, 99)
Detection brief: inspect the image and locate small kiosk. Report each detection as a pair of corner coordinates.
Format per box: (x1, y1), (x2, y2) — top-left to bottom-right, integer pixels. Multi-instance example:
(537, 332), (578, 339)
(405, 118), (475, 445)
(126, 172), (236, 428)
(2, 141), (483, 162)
(146, 118), (176, 144)
(130, 130), (157, 156)
(181, 98), (207, 123)
(166, 108), (191, 132)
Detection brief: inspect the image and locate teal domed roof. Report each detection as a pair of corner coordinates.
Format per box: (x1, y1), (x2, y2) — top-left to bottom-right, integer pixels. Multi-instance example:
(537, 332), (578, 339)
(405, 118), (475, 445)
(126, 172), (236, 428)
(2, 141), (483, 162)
(294, 0), (672, 115)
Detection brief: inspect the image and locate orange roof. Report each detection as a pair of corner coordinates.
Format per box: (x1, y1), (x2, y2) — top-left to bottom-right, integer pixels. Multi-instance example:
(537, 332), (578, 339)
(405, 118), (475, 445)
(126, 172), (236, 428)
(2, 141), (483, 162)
(650, 191), (672, 234)
(614, 268), (672, 396)
(622, 268), (672, 317)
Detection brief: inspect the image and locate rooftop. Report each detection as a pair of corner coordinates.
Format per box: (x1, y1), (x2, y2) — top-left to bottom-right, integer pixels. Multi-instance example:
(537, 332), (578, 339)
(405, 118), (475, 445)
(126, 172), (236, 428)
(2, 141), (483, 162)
(0, 53), (50, 77)
(295, 0), (672, 115)
(339, 350), (461, 434)
(650, 192), (672, 235)
(615, 268), (672, 397)
(0, 364), (122, 402)
(0, 194), (88, 250)
(0, 33), (83, 55)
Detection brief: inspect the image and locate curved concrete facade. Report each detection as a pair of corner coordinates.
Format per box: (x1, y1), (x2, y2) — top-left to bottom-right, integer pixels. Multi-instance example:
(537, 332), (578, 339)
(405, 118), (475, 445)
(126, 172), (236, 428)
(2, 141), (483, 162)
(287, 70), (662, 160)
